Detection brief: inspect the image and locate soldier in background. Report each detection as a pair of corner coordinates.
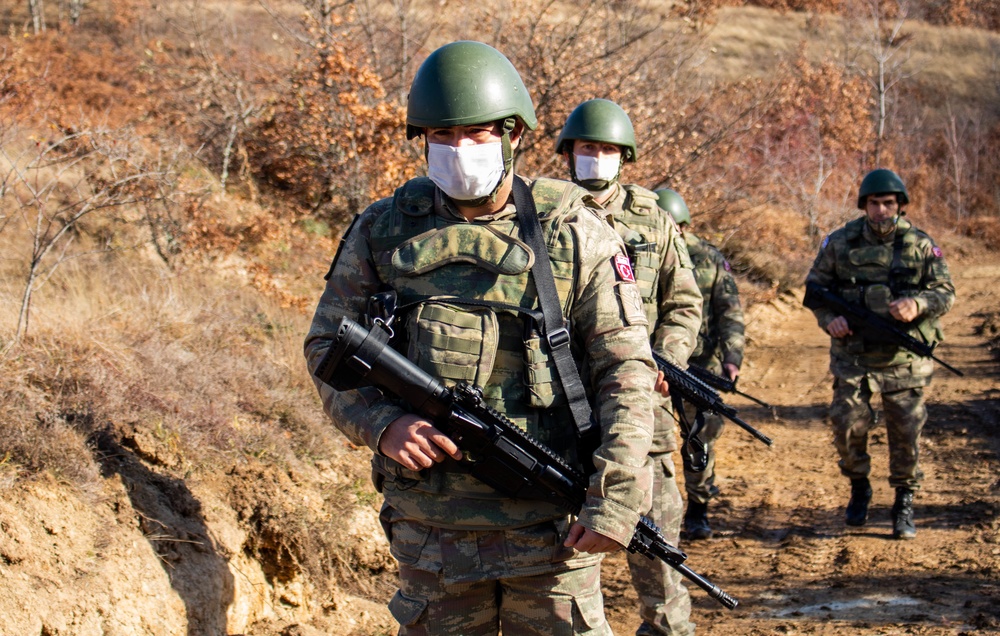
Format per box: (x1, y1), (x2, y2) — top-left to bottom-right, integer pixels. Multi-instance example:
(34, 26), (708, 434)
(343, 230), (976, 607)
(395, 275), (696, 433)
(305, 42), (659, 635)
(804, 169), (955, 540)
(557, 99), (702, 636)
(657, 189), (745, 542)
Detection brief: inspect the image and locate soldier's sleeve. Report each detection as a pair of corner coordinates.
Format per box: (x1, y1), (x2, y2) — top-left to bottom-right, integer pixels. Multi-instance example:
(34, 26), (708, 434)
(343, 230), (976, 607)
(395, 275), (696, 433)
(303, 200), (408, 453)
(568, 209), (656, 547)
(709, 248), (745, 368)
(913, 233), (955, 319)
(804, 233), (840, 330)
(651, 215), (703, 366)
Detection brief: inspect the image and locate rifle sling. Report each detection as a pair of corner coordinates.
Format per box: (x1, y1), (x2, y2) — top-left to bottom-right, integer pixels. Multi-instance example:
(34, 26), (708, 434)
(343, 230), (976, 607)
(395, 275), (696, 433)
(511, 176), (596, 440)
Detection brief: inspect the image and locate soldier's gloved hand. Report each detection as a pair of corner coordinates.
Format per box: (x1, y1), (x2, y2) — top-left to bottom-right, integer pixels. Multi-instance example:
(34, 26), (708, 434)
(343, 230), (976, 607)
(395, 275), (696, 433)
(723, 362), (740, 382)
(564, 523), (621, 554)
(889, 297), (920, 322)
(378, 414), (463, 471)
(826, 316), (852, 338)
(654, 370), (670, 397)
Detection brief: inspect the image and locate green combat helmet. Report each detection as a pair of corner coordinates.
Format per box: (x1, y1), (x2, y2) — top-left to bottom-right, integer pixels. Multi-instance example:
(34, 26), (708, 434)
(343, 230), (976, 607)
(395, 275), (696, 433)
(406, 40), (537, 140)
(857, 168), (909, 209)
(656, 188), (691, 226)
(555, 98), (637, 161)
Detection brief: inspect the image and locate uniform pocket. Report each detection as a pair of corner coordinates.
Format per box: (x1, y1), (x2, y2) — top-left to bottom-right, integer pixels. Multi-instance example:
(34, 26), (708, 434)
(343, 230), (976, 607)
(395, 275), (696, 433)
(407, 302), (499, 387)
(572, 587), (609, 632)
(387, 517), (434, 566)
(388, 590), (428, 627)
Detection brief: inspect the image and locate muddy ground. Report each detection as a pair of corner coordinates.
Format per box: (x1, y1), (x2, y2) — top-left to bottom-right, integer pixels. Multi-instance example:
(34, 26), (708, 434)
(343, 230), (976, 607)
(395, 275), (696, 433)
(600, 255), (1000, 636)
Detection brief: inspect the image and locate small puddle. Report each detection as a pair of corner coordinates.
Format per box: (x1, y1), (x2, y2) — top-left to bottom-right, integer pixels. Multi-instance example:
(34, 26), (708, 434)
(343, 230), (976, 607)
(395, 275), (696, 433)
(773, 594), (922, 618)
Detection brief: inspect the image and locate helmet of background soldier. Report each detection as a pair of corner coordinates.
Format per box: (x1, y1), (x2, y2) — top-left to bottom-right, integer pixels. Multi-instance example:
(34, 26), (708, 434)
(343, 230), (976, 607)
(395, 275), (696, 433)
(857, 168), (909, 209)
(554, 98), (637, 161)
(656, 188), (691, 226)
(405, 40), (537, 140)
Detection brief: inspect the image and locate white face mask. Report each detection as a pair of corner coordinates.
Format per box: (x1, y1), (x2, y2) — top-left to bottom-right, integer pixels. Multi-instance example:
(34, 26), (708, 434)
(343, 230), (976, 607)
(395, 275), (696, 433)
(573, 153), (620, 183)
(427, 142), (506, 201)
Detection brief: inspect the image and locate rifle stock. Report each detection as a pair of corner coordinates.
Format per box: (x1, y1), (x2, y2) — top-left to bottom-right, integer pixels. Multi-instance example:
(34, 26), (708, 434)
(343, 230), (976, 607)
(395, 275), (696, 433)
(803, 282), (963, 377)
(316, 316), (739, 610)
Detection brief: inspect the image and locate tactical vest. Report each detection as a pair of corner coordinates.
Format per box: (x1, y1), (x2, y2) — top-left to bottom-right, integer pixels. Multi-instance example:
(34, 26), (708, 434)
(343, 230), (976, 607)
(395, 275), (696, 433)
(610, 184), (671, 327)
(832, 217), (944, 361)
(365, 177), (597, 527)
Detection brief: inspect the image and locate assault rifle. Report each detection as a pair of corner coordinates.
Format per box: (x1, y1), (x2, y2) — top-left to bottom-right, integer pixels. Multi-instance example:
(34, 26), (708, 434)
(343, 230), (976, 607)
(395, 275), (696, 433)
(315, 316), (739, 610)
(687, 364), (772, 409)
(803, 282), (963, 377)
(653, 352), (774, 447)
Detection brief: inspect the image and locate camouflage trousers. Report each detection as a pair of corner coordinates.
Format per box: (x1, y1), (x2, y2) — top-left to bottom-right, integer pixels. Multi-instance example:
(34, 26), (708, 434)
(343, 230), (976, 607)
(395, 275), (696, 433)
(829, 358), (933, 490)
(680, 357), (725, 505)
(625, 452), (695, 636)
(383, 511), (611, 635)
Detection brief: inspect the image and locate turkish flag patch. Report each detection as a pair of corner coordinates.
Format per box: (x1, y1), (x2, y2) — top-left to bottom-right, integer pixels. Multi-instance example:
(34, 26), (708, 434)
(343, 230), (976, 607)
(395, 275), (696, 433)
(614, 253), (636, 282)
(932, 246), (943, 258)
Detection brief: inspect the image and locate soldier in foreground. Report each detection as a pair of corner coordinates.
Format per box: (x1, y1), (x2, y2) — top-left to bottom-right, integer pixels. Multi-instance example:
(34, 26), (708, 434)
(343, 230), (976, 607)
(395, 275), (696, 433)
(804, 169), (955, 540)
(305, 42), (659, 635)
(557, 99), (702, 636)
(657, 189), (745, 542)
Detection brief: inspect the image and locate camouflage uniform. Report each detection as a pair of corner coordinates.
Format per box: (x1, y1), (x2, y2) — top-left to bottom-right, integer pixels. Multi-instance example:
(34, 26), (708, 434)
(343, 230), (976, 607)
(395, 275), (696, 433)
(305, 176), (657, 635)
(682, 231), (745, 506)
(806, 216), (955, 491)
(599, 183), (702, 636)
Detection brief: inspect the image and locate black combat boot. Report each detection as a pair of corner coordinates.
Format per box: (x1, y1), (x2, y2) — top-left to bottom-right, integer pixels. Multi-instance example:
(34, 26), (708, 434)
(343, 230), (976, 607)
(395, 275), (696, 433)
(845, 477), (872, 526)
(684, 500), (712, 540)
(892, 488), (916, 540)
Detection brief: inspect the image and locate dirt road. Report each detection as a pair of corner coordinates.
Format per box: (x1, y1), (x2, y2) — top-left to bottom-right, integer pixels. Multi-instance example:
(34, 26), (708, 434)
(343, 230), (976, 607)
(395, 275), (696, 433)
(603, 253), (1000, 635)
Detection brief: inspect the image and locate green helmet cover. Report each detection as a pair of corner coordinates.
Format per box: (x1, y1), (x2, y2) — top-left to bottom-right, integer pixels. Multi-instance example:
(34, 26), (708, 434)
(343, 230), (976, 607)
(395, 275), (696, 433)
(656, 188), (691, 225)
(555, 99), (637, 162)
(857, 168), (909, 208)
(406, 41), (537, 140)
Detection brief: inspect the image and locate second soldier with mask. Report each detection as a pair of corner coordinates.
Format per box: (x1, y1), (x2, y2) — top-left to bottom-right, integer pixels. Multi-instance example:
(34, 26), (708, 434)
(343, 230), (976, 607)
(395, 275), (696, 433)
(557, 98), (703, 636)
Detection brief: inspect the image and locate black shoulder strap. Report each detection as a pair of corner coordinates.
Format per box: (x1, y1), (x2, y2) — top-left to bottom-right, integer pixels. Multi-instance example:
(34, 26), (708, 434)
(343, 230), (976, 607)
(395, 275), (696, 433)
(511, 176), (596, 439)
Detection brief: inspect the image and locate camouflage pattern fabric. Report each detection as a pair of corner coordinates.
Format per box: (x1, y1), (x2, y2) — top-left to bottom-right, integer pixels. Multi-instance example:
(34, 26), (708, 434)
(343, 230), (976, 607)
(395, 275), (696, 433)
(387, 515), (611, 635)
(305, 175), (657, 633)
(806, 215), (955, 491)
(682, 231), (746, 505)
(598, 183), (701, 636)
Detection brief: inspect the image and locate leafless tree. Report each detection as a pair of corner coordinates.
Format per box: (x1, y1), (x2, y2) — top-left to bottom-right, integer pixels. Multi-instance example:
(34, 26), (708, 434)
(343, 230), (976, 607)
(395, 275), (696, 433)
(0, 121), (174, 351)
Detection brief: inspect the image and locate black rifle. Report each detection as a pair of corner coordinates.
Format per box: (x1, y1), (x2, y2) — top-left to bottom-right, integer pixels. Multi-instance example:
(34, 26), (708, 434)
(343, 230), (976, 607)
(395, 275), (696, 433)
(653, 352), (774, 447)
(315, 316), (739, 610)
(687, 364), (772, 409)
(803, 282), (963, 377)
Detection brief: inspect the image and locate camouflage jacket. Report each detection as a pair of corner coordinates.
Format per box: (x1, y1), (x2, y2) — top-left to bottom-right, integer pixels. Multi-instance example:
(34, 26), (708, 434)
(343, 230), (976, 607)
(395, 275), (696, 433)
(601, 183), (702, 366)
(684, 232), (745, 370)
(806, 216), (955, 368)
(304, 176), (656, 547)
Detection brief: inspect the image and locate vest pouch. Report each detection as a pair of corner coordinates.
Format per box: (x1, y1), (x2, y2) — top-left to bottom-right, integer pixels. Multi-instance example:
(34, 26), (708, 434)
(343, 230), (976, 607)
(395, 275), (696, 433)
(406, 301), (499, 388)
(523, 330), (567, 409)
(914, 317), (944, 348)
(864, 284), (893, 319)
(626, 242), (659, 302)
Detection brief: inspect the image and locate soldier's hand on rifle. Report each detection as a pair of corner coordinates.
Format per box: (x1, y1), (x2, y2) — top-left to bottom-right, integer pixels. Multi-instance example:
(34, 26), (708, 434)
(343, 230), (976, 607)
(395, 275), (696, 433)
(564, 523), (621, 554)
(723, 362), (740, 382)
(890, 297), (920, 322)
(379, 414), (464, 471)
(654, 370), (670, 397)
(826, 316), (852, 338)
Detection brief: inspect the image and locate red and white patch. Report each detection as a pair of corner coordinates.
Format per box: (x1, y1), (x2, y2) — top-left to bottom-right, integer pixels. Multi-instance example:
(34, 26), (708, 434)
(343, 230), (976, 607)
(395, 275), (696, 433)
(932, 246), (944, 258)
(613, 253), (636, 282)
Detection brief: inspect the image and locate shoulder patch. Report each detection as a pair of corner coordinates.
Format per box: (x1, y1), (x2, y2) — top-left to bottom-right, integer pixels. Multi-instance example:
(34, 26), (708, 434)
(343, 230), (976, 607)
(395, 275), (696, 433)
(723, 260), (732, 272)
(613, 253), (636, 282)
(932, 246), (943, 258)
(821, 235), (830, 249)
